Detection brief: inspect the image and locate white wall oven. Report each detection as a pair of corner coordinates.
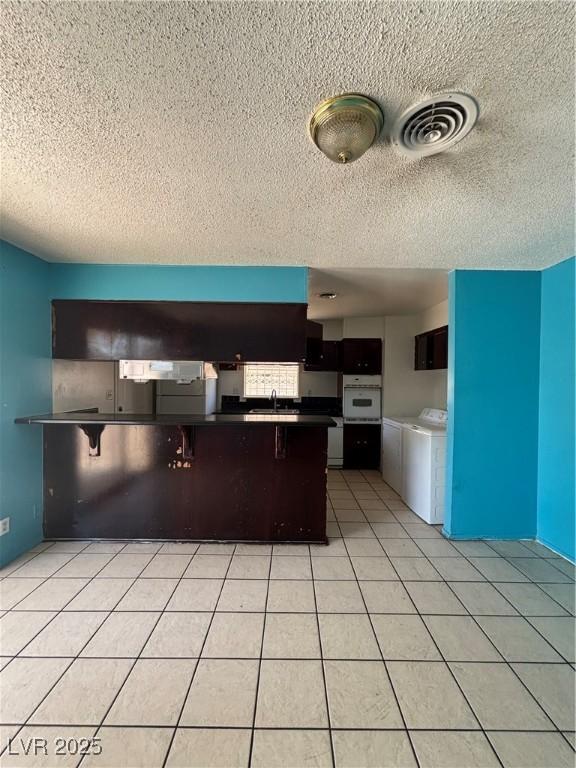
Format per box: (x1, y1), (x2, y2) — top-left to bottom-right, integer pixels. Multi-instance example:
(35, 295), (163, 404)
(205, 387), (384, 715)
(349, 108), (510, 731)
(343, 375), (382, 423)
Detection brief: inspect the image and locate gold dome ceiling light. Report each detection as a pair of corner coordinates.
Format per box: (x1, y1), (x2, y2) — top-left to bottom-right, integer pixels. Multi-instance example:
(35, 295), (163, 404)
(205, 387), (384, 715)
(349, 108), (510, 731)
(309, 93), (384, 164)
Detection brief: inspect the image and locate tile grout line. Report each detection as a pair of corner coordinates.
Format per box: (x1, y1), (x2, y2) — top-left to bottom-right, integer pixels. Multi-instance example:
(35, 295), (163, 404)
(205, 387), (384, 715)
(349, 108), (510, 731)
(440, 544), (574, 667)
(0, 543), (112, 759)
(0, 542), (67, 580)
(0, 544), (152, 760)
(3, 722), (575, 732)
(339, 523), (423, 768)
(360, 477), (573, 751)
(160, 544), (237, 768)
(246, 545), (274, 768)
(352, 474), (569, 761)
(0, 548), (151, 736)
(77, 546), (206, 767)
(356, 476), (572, 748)
(309, 538), (337, 768)
(21, 547), (162, 727)
(442, 554), (574, 664)
(437, 580), (570, 741)
(0, 654), (573, 664)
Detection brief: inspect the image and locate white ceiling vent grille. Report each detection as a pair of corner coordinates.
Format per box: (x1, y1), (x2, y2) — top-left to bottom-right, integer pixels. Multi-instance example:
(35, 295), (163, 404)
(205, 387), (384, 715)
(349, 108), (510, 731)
(392, 93), (478, 158)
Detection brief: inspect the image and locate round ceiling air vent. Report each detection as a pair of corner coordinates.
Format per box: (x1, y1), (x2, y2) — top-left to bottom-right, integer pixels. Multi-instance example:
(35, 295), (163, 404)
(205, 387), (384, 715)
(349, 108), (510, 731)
(391, 93), (478, 158)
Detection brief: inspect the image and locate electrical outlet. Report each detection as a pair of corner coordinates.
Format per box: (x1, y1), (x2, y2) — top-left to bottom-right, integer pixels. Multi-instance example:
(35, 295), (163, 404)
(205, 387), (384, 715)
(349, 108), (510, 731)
(105, 389), (113, 400)
(0, 517), (10, 536)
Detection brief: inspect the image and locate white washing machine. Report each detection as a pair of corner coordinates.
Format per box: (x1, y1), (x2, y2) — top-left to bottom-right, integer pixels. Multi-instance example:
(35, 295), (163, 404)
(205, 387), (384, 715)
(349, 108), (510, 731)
(401, 409), (447, 524)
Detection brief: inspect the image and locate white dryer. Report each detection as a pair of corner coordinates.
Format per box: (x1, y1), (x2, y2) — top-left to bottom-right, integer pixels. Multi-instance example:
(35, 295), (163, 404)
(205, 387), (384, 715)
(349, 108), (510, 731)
(381, 417), (404, 494)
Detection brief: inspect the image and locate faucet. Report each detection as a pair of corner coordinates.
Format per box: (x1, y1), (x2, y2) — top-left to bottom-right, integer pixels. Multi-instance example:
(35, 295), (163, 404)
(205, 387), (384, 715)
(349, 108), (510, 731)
(270, 389), (278, 412)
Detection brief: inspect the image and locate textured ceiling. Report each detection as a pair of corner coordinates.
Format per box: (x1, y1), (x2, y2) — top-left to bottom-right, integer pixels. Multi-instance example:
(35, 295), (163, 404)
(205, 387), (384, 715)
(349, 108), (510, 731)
(1, 1), (574, 268)
(308, 268), (447, 319)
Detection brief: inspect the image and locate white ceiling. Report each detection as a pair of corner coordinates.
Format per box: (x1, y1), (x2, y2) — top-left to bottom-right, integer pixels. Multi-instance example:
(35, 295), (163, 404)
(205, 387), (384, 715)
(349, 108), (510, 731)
(1, 1), (574, 269)
(308, 268), (448, 319)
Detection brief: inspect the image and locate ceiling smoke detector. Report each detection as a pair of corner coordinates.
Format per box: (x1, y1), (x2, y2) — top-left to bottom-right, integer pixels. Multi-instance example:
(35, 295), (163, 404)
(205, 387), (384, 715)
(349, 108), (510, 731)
(391, 93), (478, 158)
(309, 93), (384, 164)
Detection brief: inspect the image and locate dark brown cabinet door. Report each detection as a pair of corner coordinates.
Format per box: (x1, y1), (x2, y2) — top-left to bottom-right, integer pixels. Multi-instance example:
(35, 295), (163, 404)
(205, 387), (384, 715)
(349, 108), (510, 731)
(431, 326), (448, 369)
(415, 333), (429, 370)
(343, 424), (381, 469)
(305, 340), (341, 371)
(52, 300), (308, 362)
(43, 423), (328, 542)
(341, 338), (382, 374)
(414, 326), (448, 370)
(305, 321), (323, 368)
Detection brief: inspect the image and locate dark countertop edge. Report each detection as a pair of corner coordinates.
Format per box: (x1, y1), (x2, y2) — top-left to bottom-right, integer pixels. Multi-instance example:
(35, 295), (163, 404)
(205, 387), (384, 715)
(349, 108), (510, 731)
(15, 412), (337, 427)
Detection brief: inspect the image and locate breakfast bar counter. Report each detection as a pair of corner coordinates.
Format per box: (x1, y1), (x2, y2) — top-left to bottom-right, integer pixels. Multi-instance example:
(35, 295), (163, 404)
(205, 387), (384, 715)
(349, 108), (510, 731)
(16, 411), (335, 543)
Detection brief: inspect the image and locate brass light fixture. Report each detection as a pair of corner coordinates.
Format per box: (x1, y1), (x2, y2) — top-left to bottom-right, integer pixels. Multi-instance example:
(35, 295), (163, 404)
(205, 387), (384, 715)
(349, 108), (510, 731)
(309, 93), (384, 164)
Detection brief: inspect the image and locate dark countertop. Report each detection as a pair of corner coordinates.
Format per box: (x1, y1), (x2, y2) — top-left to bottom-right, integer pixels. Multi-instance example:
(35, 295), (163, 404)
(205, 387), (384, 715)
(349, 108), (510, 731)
(15, 411), (337, 427)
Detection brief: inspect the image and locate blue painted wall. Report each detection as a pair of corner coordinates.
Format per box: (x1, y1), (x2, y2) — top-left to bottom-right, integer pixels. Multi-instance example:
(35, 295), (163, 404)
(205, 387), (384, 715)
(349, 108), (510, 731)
(0, 242), (52, 567)
(49, 264), (307, 302)
(445, 270), (541, 539)
(537, 257), (575, 560)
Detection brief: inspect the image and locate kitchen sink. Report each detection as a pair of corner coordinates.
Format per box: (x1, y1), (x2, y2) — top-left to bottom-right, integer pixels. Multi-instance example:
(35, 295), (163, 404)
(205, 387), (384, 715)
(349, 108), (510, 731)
(249, 408), (300, 414)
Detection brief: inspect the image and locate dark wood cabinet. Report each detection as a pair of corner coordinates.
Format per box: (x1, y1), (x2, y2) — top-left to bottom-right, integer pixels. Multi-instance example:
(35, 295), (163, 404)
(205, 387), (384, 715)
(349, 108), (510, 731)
(52, 300), (308, 362)
(414, 325), (448, 370)
(42, 423), (328, 542)
(341, 338), (382, 375)
(343, 423), (381, 469)
(305, 321), (323, 368)
(305, 340), (341, 371)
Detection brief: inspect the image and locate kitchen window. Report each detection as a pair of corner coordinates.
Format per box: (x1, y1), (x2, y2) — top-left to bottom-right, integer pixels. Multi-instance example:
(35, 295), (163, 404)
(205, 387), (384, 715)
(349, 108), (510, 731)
(243, 364), (300, 398)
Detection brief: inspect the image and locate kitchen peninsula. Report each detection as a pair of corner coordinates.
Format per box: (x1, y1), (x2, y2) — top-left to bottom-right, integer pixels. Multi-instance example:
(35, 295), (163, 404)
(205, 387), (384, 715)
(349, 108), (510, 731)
(16, 411), (334, 542)
(15, 298), (335, 543)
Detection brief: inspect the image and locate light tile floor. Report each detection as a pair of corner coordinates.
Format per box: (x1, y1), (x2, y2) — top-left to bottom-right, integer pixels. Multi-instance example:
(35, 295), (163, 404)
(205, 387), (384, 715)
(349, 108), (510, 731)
(0, 469), (574, 767)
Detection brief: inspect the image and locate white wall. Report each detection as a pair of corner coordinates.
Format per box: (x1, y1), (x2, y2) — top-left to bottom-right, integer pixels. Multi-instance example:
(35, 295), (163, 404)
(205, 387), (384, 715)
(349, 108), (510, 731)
(320, 319), (343, 341)
(217, 369), (244, 405)
(342, 316), (385, 339)
(299, 371), (338, 397)
(418, 299), (448, 333)
(382, 300), (448, 415)
(52, 360), (153, 414)
(382, 314), (447, 415)
(53, 360), (115, 412)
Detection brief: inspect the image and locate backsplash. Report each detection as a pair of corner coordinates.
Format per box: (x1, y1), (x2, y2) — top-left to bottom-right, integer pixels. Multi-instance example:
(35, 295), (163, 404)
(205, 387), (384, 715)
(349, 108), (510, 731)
(220, 395), (342, 415)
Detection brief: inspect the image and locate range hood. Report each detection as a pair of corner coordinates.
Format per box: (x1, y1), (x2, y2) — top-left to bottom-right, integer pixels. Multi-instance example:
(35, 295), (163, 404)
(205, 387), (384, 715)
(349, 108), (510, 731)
(119, 360), (218, 384)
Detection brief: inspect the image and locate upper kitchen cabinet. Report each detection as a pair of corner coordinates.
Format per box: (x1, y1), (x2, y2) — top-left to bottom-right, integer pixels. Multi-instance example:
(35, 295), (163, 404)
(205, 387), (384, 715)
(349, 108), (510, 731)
(305, 320), (323, 368)
(341, 338), (382, 375)
(52, 300), (308, 362)
(305, 340), (341, 371)
(414, 325), (448, 370)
